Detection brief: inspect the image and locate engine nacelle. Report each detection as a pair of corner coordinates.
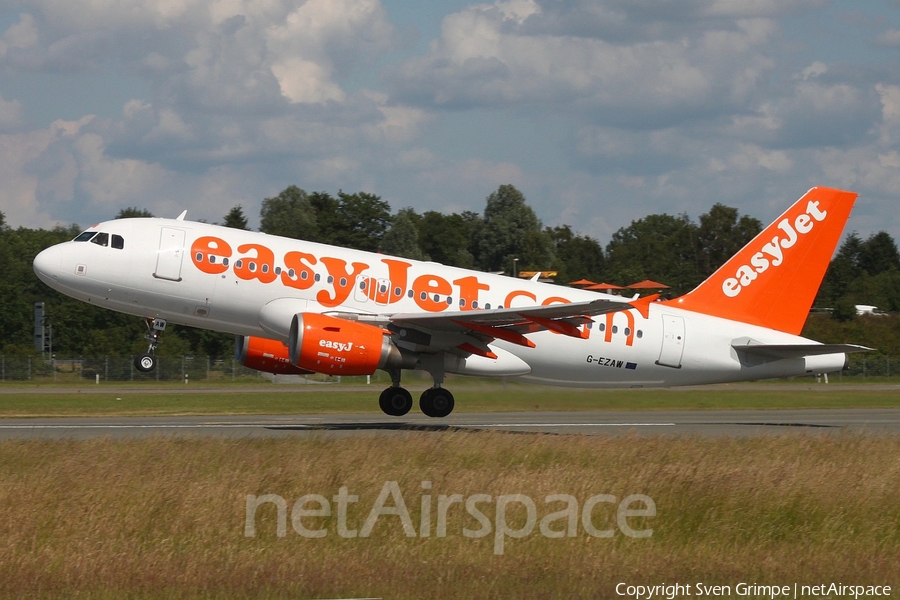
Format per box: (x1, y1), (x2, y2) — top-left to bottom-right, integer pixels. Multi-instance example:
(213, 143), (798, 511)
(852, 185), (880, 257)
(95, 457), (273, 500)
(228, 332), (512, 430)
(235, 335), (314, 375)
(288, 312), (403, 376)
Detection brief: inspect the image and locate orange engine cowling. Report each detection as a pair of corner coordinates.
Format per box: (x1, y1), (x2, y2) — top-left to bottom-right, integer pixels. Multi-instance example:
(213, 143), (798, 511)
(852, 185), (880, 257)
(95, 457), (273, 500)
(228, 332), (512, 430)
(235, 335), (314, 375)
(288, 313), (400, 376)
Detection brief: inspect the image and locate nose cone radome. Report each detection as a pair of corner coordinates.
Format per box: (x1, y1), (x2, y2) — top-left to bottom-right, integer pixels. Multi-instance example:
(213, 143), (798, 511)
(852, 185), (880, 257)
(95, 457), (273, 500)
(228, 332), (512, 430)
(33, 245), (63, 286)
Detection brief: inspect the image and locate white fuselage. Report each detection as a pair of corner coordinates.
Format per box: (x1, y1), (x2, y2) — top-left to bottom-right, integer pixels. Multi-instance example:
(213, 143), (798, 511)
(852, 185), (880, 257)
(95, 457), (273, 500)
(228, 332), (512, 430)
(32, 217), (845, 387)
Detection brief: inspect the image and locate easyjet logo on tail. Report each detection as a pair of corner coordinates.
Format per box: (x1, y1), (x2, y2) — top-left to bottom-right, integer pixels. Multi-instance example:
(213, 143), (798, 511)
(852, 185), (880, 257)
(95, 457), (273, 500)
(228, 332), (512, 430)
(721, 200), (828, 298)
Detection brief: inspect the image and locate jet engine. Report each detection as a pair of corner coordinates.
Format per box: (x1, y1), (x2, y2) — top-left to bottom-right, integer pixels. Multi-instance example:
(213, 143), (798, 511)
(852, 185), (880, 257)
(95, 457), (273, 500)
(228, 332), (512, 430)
(235, 335), (313, 375)
(288, 312), (407, 375)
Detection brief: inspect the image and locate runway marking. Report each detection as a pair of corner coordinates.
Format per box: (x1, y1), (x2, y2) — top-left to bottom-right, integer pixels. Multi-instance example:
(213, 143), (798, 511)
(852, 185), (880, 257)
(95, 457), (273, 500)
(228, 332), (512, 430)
(0, 424), (272, 429)
(0, 422), (678, 430)
(473, 423), (676, 427)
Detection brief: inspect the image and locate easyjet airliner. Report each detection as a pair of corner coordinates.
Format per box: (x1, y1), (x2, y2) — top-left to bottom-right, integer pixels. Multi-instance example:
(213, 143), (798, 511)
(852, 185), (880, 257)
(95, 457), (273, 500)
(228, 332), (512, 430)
(33, 187), (869, 417)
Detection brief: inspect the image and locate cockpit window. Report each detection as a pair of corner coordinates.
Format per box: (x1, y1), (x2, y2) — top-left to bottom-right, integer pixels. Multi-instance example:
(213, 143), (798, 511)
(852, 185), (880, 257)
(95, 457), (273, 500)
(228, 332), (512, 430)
(90, 232), (110, 247)
(74, 230), (124, 249)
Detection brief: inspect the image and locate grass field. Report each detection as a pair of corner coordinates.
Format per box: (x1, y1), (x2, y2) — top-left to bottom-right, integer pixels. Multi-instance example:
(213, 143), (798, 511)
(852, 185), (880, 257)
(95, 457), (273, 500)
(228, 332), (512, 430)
(0, 378), (898, 417)
(0, 432), (898, 599)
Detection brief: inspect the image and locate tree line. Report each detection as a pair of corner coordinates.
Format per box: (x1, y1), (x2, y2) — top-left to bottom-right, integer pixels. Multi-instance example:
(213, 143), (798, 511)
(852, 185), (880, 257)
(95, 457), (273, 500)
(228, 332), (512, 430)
(1, 184), (898, 358)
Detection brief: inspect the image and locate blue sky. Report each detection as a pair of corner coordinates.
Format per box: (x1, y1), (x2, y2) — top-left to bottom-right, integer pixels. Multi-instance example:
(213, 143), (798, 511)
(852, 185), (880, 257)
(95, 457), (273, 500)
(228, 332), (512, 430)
(2, 0), (900, 247)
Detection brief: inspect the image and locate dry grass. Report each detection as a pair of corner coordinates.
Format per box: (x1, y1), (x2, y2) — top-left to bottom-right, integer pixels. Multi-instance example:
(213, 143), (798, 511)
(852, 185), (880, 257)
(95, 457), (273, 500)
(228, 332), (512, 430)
(1, 433), (898, 599)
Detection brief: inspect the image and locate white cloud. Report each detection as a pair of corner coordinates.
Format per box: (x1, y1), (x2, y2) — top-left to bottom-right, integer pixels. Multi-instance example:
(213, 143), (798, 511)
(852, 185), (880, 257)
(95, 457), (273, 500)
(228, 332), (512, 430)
(0, 93), (24, 131)
(0, 0), (898, 245)
(876, 28), (900, 47)
(387, 1), (779, 129)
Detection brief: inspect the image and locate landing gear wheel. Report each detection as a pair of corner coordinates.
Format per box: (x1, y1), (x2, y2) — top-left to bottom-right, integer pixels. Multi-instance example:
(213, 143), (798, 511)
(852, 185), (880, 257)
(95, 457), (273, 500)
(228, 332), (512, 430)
(135, 353), (156, 373)
(379, 387), (413, 417)
(419, 388), (455, 418)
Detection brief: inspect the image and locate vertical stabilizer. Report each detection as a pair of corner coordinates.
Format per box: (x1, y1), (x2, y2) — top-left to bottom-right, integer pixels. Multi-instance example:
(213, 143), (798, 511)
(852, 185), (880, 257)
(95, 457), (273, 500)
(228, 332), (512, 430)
(665, 187), (857, 335)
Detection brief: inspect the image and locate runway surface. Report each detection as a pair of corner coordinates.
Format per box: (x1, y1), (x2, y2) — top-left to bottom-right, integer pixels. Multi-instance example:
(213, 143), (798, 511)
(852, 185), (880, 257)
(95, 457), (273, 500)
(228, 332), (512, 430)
(0, 408), (898, 439)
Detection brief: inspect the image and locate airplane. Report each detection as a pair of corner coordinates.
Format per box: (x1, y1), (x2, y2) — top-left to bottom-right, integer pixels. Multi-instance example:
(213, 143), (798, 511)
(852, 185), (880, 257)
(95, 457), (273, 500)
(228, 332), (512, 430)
(32, 187), (870, 418)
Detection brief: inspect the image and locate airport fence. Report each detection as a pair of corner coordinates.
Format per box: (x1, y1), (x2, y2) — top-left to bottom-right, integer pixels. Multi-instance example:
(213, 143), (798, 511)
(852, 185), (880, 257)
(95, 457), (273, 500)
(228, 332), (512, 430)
(0, 355), (394, 385)
(0, 354), (896, 384)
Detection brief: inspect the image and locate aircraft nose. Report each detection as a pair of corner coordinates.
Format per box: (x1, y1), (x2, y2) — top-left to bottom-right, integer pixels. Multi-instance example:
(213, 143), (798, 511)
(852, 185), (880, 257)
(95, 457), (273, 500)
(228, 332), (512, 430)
(33, 245), (63, 285)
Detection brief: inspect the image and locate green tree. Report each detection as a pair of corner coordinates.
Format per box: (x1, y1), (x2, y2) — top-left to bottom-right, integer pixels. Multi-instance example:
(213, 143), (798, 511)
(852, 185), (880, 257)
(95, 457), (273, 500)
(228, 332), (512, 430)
(259, 186), (318, 240)
(605, 213), (700, 295)
(477, 184), (552, 272)
(331, 191), (392, 252)
(817, 233), (864, 307)
(380, 209), (427, 260)
(222, 205), (250, 230)
(460, 210), (484, 268)
(546, 225), (606, 284)
(696, 204), (762, 277)
(418, 211), (474, 268)
(308, 191), (341, 244)
(858, 231), (900, 276)
(817, 231), (900, 314)
(116, 207), (154, 218)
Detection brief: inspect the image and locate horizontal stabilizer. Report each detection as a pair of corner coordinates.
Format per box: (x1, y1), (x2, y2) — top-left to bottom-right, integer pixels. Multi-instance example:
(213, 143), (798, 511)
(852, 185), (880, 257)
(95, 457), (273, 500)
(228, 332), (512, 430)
(732, 342), (872, 360)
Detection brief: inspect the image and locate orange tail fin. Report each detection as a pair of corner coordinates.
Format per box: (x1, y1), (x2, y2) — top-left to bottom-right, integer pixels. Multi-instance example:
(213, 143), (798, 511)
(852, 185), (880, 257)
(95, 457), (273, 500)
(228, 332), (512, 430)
(665, 187), (857, 335)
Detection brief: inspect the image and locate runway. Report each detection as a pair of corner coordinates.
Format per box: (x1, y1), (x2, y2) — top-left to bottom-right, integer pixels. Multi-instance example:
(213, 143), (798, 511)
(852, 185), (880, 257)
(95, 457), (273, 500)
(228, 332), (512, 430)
(0, 408), (899, 439)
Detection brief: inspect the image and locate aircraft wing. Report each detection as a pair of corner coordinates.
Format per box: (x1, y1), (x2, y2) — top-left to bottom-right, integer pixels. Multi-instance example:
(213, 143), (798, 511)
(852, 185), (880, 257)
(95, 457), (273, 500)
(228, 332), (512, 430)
(391, 298), (627, 328)
(386, 296), (655, 351)
(731, 342), (873, 360)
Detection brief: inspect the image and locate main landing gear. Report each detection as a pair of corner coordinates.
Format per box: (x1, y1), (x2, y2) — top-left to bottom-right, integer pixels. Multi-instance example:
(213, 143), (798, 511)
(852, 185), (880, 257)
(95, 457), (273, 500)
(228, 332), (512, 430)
(134, 318), (166, 373)
(378, 365), (455, 418)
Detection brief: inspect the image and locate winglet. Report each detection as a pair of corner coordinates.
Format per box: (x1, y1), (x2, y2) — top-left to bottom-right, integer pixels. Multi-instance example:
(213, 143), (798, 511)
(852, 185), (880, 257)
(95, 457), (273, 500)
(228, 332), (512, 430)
(664, 187), (857, 335)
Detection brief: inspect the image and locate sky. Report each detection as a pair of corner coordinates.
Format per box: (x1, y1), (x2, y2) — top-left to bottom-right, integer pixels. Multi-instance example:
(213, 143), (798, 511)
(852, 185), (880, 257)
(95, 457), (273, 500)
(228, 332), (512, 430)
(2, 0), (900, 247)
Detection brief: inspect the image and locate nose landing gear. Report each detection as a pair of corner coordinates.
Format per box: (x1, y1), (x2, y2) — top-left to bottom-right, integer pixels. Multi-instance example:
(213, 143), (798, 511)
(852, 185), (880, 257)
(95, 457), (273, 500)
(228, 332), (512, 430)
(134, 318), (166, 373)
